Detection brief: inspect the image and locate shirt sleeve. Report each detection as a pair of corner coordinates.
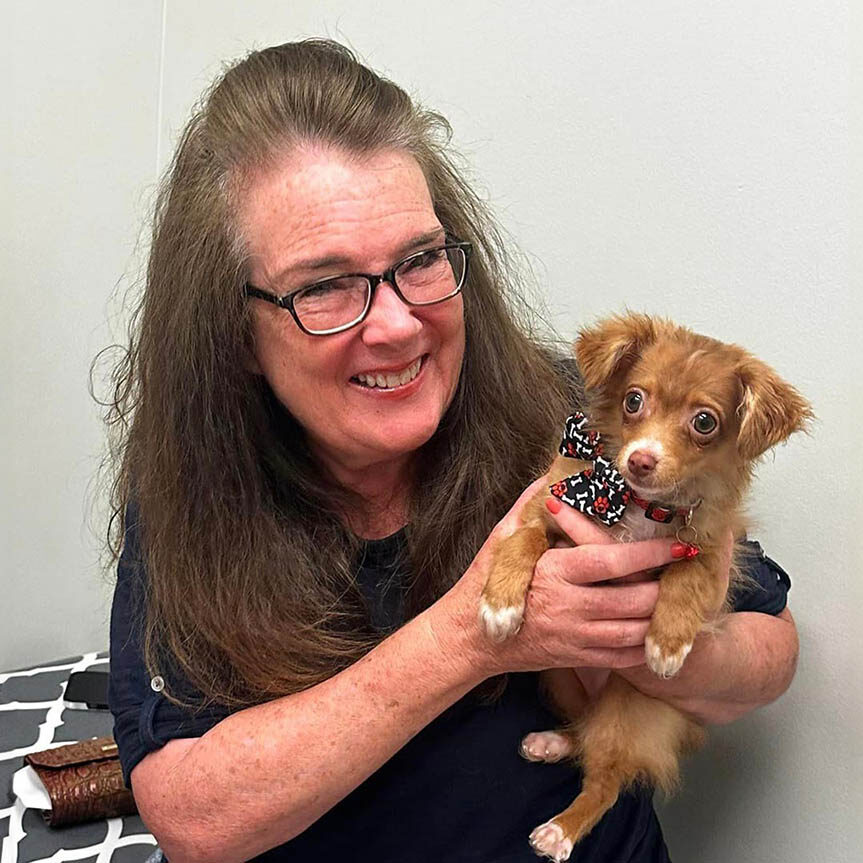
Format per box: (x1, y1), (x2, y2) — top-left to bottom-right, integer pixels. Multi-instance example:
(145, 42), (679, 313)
(107, 503), (231, 788)
(730, 539), (792, 615)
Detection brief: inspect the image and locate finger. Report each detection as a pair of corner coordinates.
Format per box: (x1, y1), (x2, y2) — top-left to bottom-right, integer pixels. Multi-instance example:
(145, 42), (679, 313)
(545, 497), (615, 546)
(541, 538), (681, 585)
(571, 582), (659, 620)
(615, 570), (660, 584)
(577, 646), (648, 669)
(577, 618), (651, 648)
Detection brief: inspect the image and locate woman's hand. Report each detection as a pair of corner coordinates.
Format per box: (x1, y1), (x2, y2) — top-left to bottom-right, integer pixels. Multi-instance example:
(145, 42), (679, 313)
(437, 478), (688, 680)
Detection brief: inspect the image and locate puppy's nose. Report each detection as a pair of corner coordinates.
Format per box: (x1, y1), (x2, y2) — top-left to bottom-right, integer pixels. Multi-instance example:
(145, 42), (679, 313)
(627, 450), (657, 477)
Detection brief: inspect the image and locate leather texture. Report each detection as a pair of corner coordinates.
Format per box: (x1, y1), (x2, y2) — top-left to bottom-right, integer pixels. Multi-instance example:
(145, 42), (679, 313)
(25, 736), (138, 827)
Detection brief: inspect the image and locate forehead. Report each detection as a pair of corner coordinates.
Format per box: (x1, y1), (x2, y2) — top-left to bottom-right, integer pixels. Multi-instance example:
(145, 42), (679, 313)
(629, 338), (742, 411)
(237, 146), (440, 280)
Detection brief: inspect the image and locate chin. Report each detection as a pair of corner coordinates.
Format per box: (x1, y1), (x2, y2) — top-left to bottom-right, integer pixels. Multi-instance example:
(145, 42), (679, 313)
(381, 420), (441, 459)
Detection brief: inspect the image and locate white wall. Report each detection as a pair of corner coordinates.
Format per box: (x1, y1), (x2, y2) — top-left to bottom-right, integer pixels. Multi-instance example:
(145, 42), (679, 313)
(2, 2), (858, 860)
(1, 1), (161, 667)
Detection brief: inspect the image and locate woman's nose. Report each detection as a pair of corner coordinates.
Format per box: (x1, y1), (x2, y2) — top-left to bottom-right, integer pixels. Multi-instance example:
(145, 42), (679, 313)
(360, 281), (422, 345)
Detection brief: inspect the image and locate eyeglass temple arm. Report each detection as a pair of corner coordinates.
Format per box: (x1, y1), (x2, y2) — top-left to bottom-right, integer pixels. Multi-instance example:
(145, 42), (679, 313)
(245, 286), (287, 307)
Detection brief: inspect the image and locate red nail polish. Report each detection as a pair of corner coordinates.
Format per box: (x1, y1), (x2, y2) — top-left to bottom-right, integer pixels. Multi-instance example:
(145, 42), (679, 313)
(546, 497), (562, 515)
(671, 542), (699, 559)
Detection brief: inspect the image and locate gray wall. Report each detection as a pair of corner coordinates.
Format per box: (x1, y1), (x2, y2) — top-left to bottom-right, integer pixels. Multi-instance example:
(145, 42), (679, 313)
(2, 2), (858, 861)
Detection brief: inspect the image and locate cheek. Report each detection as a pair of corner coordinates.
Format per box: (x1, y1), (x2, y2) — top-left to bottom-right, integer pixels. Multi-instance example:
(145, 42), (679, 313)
(658, 437), (734, 485)
(689, 437), (736, 471)
(252, 313), (294, 379)
(430, 300), (465, 374)
(251, 312), (336, 402)
(442, 295), (465, 339)
(448, 317), (466, 370)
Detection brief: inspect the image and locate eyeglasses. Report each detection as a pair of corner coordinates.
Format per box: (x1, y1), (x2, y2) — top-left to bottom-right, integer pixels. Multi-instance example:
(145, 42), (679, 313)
(245, 240), (472, 335)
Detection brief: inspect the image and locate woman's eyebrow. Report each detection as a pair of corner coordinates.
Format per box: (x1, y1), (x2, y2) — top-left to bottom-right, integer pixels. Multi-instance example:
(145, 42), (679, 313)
(394, 228), (447, 259)
(270, 228), (446, 284)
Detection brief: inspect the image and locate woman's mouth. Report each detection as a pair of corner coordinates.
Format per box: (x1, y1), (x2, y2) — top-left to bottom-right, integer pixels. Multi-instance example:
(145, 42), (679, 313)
(351, 355), (426, 390)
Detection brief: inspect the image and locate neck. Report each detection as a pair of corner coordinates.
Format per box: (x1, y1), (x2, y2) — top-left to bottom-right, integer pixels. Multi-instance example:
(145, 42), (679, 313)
(312, 445), (414, 540)
(627, 489), (701, 521)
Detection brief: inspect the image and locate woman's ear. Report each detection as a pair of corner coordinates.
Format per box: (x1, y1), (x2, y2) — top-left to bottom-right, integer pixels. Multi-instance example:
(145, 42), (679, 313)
(736, 355), (813, 460)
(574, 312), (660, 390)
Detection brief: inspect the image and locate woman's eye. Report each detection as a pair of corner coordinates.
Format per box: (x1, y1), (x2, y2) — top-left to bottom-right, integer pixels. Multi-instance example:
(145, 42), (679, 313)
(624, 391), (643, 414)
(299, 280), (341, 298)
(401, 249), (443, 272)
(692, 411), (718, 435)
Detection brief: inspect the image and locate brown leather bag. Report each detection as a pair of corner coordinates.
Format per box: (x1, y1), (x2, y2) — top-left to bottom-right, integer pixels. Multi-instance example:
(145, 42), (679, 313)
(24, 736), (138, 827)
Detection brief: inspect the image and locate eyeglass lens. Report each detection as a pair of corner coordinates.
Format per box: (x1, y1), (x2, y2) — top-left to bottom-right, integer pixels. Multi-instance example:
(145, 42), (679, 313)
(292, 246), (466, 333)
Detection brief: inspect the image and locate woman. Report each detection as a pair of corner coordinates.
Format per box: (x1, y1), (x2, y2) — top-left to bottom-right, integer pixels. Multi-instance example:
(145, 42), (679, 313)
(106, 40), (797, 863)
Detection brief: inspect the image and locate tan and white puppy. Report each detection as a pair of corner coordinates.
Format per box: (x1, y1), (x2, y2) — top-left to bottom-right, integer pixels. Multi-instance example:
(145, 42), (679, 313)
(480, 313), (811, 862)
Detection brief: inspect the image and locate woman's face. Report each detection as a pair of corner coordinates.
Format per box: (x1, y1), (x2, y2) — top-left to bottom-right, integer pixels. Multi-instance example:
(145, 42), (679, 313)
(240, 147), (466, 477)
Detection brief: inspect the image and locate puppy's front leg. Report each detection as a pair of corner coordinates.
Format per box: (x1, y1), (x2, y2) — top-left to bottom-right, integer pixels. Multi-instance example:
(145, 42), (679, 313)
(645, 552), (726, 678)
(480, 455), (577, 641)
(480, 519), (549, 641)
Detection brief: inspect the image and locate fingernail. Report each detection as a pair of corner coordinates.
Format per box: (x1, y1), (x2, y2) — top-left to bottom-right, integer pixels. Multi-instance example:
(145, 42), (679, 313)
(546, 497), (562, 515)
(671, 542), (699, 559)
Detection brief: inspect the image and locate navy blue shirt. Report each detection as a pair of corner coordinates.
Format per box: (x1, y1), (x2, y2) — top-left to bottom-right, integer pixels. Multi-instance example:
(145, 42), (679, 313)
(108, 517), (790, 862)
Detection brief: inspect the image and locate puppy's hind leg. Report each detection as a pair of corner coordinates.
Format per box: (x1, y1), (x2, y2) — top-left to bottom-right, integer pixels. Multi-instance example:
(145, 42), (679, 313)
(521, 729), (578, 764)
(529, 675), (704, 862)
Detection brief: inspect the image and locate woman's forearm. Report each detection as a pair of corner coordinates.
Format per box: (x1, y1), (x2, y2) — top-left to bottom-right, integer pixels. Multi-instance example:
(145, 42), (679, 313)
(617, 608), (798, 724)
(134, 594), (488, 863)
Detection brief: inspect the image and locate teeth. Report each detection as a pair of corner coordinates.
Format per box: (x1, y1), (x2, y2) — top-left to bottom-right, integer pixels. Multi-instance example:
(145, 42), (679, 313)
(356, 357), (422, 389)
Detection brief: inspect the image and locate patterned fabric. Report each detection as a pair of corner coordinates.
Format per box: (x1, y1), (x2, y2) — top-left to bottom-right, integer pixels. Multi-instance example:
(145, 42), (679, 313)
(0, 652), (158, 862)
(550, 412), (630, 525)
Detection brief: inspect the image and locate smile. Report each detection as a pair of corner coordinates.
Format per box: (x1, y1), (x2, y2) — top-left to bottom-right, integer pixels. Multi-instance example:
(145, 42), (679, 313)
(352, 356), (425, 389)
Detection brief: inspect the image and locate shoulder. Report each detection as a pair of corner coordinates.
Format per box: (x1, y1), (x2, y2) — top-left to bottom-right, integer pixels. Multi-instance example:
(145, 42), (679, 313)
(731, 540), (792, 615)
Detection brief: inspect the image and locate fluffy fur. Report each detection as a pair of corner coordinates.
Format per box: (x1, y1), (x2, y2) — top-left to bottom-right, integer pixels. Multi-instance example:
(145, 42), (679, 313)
(480, 313), (812, 861)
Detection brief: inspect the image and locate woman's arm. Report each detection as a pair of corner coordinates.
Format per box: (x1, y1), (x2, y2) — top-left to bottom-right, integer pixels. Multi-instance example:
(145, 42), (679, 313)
(132, 601), (485, 863)
(616, 607), (798, 724)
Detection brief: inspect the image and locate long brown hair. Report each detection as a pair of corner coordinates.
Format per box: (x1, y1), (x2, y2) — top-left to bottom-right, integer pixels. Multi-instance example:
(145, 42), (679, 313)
(103, 40), (575, 710)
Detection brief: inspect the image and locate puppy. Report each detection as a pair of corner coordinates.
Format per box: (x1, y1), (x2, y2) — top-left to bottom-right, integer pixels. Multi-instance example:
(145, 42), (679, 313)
(480, 313), (812, 862)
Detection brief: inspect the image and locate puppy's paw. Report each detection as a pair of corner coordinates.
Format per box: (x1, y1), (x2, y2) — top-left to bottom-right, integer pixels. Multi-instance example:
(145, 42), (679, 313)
(645, 634), (692, 678)
(529, 820), (574, 862)
(520, 731), (574, 763)
(479, 598), (524, 641)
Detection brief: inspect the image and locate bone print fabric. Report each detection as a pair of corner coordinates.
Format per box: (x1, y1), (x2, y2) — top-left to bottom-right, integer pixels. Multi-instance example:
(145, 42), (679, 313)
(550, 411), (630, 526)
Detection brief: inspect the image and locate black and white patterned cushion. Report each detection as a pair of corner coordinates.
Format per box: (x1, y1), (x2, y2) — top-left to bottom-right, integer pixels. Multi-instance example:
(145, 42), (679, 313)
(0, 652), (157, 862)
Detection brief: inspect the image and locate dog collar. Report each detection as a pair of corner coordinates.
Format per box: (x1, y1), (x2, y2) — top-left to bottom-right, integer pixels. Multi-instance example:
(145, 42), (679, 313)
(626, 491), (701, 525)
(550, 411), (701, 528)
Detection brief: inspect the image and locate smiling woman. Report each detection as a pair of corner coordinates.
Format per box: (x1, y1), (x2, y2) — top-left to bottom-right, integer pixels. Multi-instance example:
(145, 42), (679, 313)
(242, 148), (466, 526)
(102, 39), (797, 863)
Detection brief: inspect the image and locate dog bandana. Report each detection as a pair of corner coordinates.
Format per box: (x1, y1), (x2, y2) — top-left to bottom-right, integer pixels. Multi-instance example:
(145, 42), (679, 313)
(549, 412), (630, 526)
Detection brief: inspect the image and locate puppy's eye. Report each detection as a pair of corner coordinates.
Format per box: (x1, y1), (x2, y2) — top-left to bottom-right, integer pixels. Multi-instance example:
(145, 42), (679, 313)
(624, 390), (644, 414)
(692, 411), (718, 435)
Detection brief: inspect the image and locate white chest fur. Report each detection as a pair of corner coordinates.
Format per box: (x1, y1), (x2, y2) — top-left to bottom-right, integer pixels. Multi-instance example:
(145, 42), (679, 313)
(609, 506), (677, 543)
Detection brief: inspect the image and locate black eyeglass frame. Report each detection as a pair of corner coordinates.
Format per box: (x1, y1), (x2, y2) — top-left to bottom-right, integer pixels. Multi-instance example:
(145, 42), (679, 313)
(245, 239), (472, 336)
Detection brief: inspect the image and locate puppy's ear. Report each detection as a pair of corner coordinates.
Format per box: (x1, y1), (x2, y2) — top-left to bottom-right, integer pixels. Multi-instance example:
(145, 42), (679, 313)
(736, 355), (813, 460)
(574, 313), (660, 390)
